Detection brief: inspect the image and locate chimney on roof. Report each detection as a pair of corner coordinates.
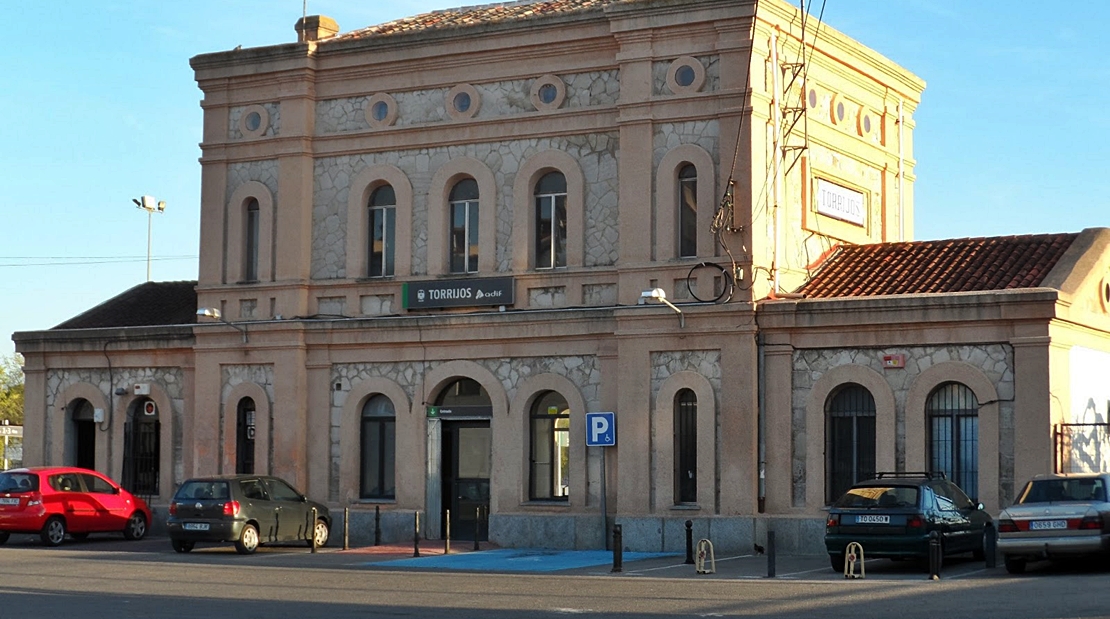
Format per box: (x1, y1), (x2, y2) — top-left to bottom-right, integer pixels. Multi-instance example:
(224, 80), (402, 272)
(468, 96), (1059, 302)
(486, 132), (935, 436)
(296, 15), (339, 43)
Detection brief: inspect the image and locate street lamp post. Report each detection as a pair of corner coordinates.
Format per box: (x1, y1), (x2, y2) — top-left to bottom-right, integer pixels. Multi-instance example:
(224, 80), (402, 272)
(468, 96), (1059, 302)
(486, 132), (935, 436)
(133, 195), (166, 282)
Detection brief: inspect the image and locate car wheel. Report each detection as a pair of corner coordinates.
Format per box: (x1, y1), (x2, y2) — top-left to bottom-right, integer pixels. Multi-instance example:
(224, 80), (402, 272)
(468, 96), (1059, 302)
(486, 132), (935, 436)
(41, 517), (66, 547)
(308, 519), (329, 548)
(235, 523), (260, 555)
(123, 512), (148, 541)
(829, 553), (844, 572)
(171, 539), (195, 553)
(1004, 556), (1026, 574)
(0, 531), (9, 545)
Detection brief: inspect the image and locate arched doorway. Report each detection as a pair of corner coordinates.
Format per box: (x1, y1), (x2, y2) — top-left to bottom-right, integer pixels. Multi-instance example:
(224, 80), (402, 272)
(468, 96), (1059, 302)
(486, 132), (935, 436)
(434, 377), (492, 542)
(67, 398), (96, 470)
(235, 397), (256, 474)
(122, 398), (160, 500)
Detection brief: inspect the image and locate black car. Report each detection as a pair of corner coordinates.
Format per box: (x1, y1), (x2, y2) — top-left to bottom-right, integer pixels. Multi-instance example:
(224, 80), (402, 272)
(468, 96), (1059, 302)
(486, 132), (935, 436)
(166, 475), (330, 554)
(824, 472), (992, 571)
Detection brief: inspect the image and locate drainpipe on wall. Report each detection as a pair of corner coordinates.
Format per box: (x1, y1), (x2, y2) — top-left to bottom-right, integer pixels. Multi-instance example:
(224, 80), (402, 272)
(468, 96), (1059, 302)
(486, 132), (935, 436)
(898, 98), (905, 242)
(757, 331), (767, 513)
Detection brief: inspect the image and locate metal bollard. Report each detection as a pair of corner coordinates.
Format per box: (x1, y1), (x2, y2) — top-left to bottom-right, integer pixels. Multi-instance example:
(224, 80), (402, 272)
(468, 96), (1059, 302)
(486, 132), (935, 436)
(413, 511), (421, 558)
(766, 530), (776, 578)
(684, 520), (695, 565)
(611, 524), (623, 573)
(928, 531), (941, 579)
(374, 505), (382, 546)
(984, 521), (997, 569)
(474, 507), (481, 551)
(343, 507), (349, 551)
(310, 507), (318, 553)
(445, 510), (451, 555)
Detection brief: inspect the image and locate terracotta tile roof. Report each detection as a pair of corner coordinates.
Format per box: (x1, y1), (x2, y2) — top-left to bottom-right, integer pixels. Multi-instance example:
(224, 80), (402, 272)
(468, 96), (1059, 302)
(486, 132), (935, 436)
(795, 232), (1079, 298)
(53, 281), (198, 330)
(333, 0), (622, 41)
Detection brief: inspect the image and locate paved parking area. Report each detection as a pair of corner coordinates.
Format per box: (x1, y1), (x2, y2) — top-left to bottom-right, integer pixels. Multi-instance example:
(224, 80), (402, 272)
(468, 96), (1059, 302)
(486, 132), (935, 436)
(5, 532), (1104, 582)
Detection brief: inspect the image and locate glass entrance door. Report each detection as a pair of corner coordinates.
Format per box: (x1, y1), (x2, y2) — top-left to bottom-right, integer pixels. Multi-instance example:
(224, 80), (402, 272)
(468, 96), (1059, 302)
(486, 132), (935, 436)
(441, 422), (490, 542)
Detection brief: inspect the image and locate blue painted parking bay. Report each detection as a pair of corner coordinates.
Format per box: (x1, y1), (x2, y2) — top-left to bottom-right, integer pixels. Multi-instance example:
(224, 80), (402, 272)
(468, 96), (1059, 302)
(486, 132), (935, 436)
(370, 548), (679, 572)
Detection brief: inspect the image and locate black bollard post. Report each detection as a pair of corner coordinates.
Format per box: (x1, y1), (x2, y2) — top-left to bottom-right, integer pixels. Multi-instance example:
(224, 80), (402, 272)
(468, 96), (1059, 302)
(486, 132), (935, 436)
(984, 521), (997, 569)
(445, 510), (451, 555)
(684, 520), (695, 565)
(928, 530), (941, 579)
(766, 530), (776, 578)
(310, 507), (318, 553)
(374, 505), (382, 546)
(343, 507), (349, 551)
(474, 507), (481, 551)
(611, 524), (623, 573)
(413, 511), (421, 558)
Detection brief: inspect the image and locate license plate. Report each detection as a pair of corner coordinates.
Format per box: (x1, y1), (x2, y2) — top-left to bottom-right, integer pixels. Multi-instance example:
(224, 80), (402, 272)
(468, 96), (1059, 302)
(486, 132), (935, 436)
(183, 523), (210, 531)
(0, 498), (18, 506)
(1029, 519), (1067, 530)
(856, 514), (890, 524)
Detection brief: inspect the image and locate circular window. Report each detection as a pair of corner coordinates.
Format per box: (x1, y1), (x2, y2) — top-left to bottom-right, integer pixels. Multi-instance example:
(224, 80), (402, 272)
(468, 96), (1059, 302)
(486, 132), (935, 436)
(666, 56), (706, 95)
(808, 88), (818, 109)
(1101, 277), (1110, 313)
(863, 115), (872, 133)
(365, 93), (398, 128)
(530, 74), (566, 111)
(454, 92), (471, 113)
(238, 104), (270, 139)
(445, 84), (480, 120)
(836, 102), (845, 122)
(675, 65), (696, 87)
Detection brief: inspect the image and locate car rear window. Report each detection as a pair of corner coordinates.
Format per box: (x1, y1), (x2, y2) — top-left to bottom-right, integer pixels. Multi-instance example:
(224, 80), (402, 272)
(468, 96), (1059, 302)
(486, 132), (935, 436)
(0, 472), (38, 493)
(1018, 478), (1106, 504)
(834, 485), (919, 508)
(175, 481), (230, 500)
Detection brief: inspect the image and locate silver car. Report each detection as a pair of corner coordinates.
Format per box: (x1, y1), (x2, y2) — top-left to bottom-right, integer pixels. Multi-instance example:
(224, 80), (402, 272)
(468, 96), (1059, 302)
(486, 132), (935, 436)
(997, 473), (1110, 574)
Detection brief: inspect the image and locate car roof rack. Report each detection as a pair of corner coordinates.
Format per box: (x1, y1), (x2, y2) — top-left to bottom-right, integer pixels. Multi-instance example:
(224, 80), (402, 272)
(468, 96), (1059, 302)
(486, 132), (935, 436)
(875, 471), (946, 480)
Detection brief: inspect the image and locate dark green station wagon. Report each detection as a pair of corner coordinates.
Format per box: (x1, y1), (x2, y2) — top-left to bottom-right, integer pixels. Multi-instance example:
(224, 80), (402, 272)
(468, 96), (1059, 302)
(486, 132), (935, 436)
(166, 475), (330, 554)
(824, 472), (992, 571)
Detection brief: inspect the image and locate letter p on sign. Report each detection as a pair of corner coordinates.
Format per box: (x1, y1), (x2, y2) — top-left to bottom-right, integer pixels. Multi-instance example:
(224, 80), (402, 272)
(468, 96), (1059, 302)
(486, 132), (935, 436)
(586, 412), (616, 447)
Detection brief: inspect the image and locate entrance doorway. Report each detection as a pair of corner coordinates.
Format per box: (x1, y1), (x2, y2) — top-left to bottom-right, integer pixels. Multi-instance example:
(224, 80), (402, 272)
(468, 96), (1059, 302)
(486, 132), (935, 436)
(122, 398), (160, 499)
(441, 421), (491, 542)
(236, 397), (256, 474)
(69, 399), (96, 470)
(434, 377), (493, 542)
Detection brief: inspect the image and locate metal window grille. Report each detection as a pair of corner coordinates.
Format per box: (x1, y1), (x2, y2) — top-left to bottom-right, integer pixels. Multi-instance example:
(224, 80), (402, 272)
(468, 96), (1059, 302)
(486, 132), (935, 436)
(1055, 423), (1110, 473)
(825, 384), (876, 503)
(927, 382), (979, 500)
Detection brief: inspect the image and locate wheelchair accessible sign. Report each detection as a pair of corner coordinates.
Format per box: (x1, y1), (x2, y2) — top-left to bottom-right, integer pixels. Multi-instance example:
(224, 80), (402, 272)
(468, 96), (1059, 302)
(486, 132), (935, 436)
(586, 412), (616, 447)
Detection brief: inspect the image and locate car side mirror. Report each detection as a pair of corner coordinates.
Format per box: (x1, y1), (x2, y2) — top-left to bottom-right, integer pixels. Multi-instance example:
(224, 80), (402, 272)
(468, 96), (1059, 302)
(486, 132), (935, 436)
(301, 495), (308, 503)
(977, 502), (984, 511)
(113, 487), (121, 495)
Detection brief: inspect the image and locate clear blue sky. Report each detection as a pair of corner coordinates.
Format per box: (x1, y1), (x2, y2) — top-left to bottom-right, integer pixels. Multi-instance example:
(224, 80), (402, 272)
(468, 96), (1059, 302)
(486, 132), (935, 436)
(2, 0), (1106, 358)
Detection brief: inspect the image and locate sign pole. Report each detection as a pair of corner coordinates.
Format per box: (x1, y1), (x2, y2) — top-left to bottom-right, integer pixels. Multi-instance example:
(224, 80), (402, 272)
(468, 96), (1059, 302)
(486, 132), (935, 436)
(600, 446), (608, 550)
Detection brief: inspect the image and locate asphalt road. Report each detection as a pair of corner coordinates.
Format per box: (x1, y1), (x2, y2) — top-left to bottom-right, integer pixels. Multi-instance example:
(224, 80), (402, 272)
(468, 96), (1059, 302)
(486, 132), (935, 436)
(1, 534), (1108, 619)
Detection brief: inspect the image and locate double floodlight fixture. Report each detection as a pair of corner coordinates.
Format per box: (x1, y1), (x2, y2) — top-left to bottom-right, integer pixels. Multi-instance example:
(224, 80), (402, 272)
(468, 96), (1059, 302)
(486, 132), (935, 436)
(196, 307), (249, 343)
(133, 195), (166, 282)
(640, 288), (684, 328)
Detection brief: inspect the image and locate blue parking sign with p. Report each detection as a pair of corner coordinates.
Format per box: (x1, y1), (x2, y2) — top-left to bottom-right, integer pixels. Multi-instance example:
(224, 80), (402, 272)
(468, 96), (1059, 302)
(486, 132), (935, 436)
(586, 412), (616, 446)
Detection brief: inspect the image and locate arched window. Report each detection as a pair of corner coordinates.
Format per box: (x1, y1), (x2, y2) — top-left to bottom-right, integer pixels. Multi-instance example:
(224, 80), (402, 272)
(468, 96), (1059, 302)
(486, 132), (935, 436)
(235, 397), (256, 475)
(674, 389), (697, 504)
(826, 384), (876, 503)
(927, 382), (979, 499)
(534, 172), (567, 269)
(678, 165), (697, 258)
(360, 395), (396, 499)
(529, 391), (570, 500)
(368, 185), (396, 277)
(244, 198), (260, 282)
(449, 179), (479, 273)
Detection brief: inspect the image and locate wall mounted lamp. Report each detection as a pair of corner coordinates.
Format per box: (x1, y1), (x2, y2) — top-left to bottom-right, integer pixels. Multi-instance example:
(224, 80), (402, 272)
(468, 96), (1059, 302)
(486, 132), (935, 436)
(196, 307), (249, 343)
(640, 288), (684, 328)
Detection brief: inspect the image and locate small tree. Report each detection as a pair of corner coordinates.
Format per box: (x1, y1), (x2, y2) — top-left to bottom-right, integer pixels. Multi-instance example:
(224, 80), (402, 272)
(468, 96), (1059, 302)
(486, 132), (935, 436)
(0, 353), (24, 426)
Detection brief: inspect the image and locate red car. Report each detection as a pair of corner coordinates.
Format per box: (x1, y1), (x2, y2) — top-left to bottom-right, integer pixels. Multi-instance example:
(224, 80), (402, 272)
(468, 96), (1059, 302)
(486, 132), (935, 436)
(0, 466), (152, 546)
